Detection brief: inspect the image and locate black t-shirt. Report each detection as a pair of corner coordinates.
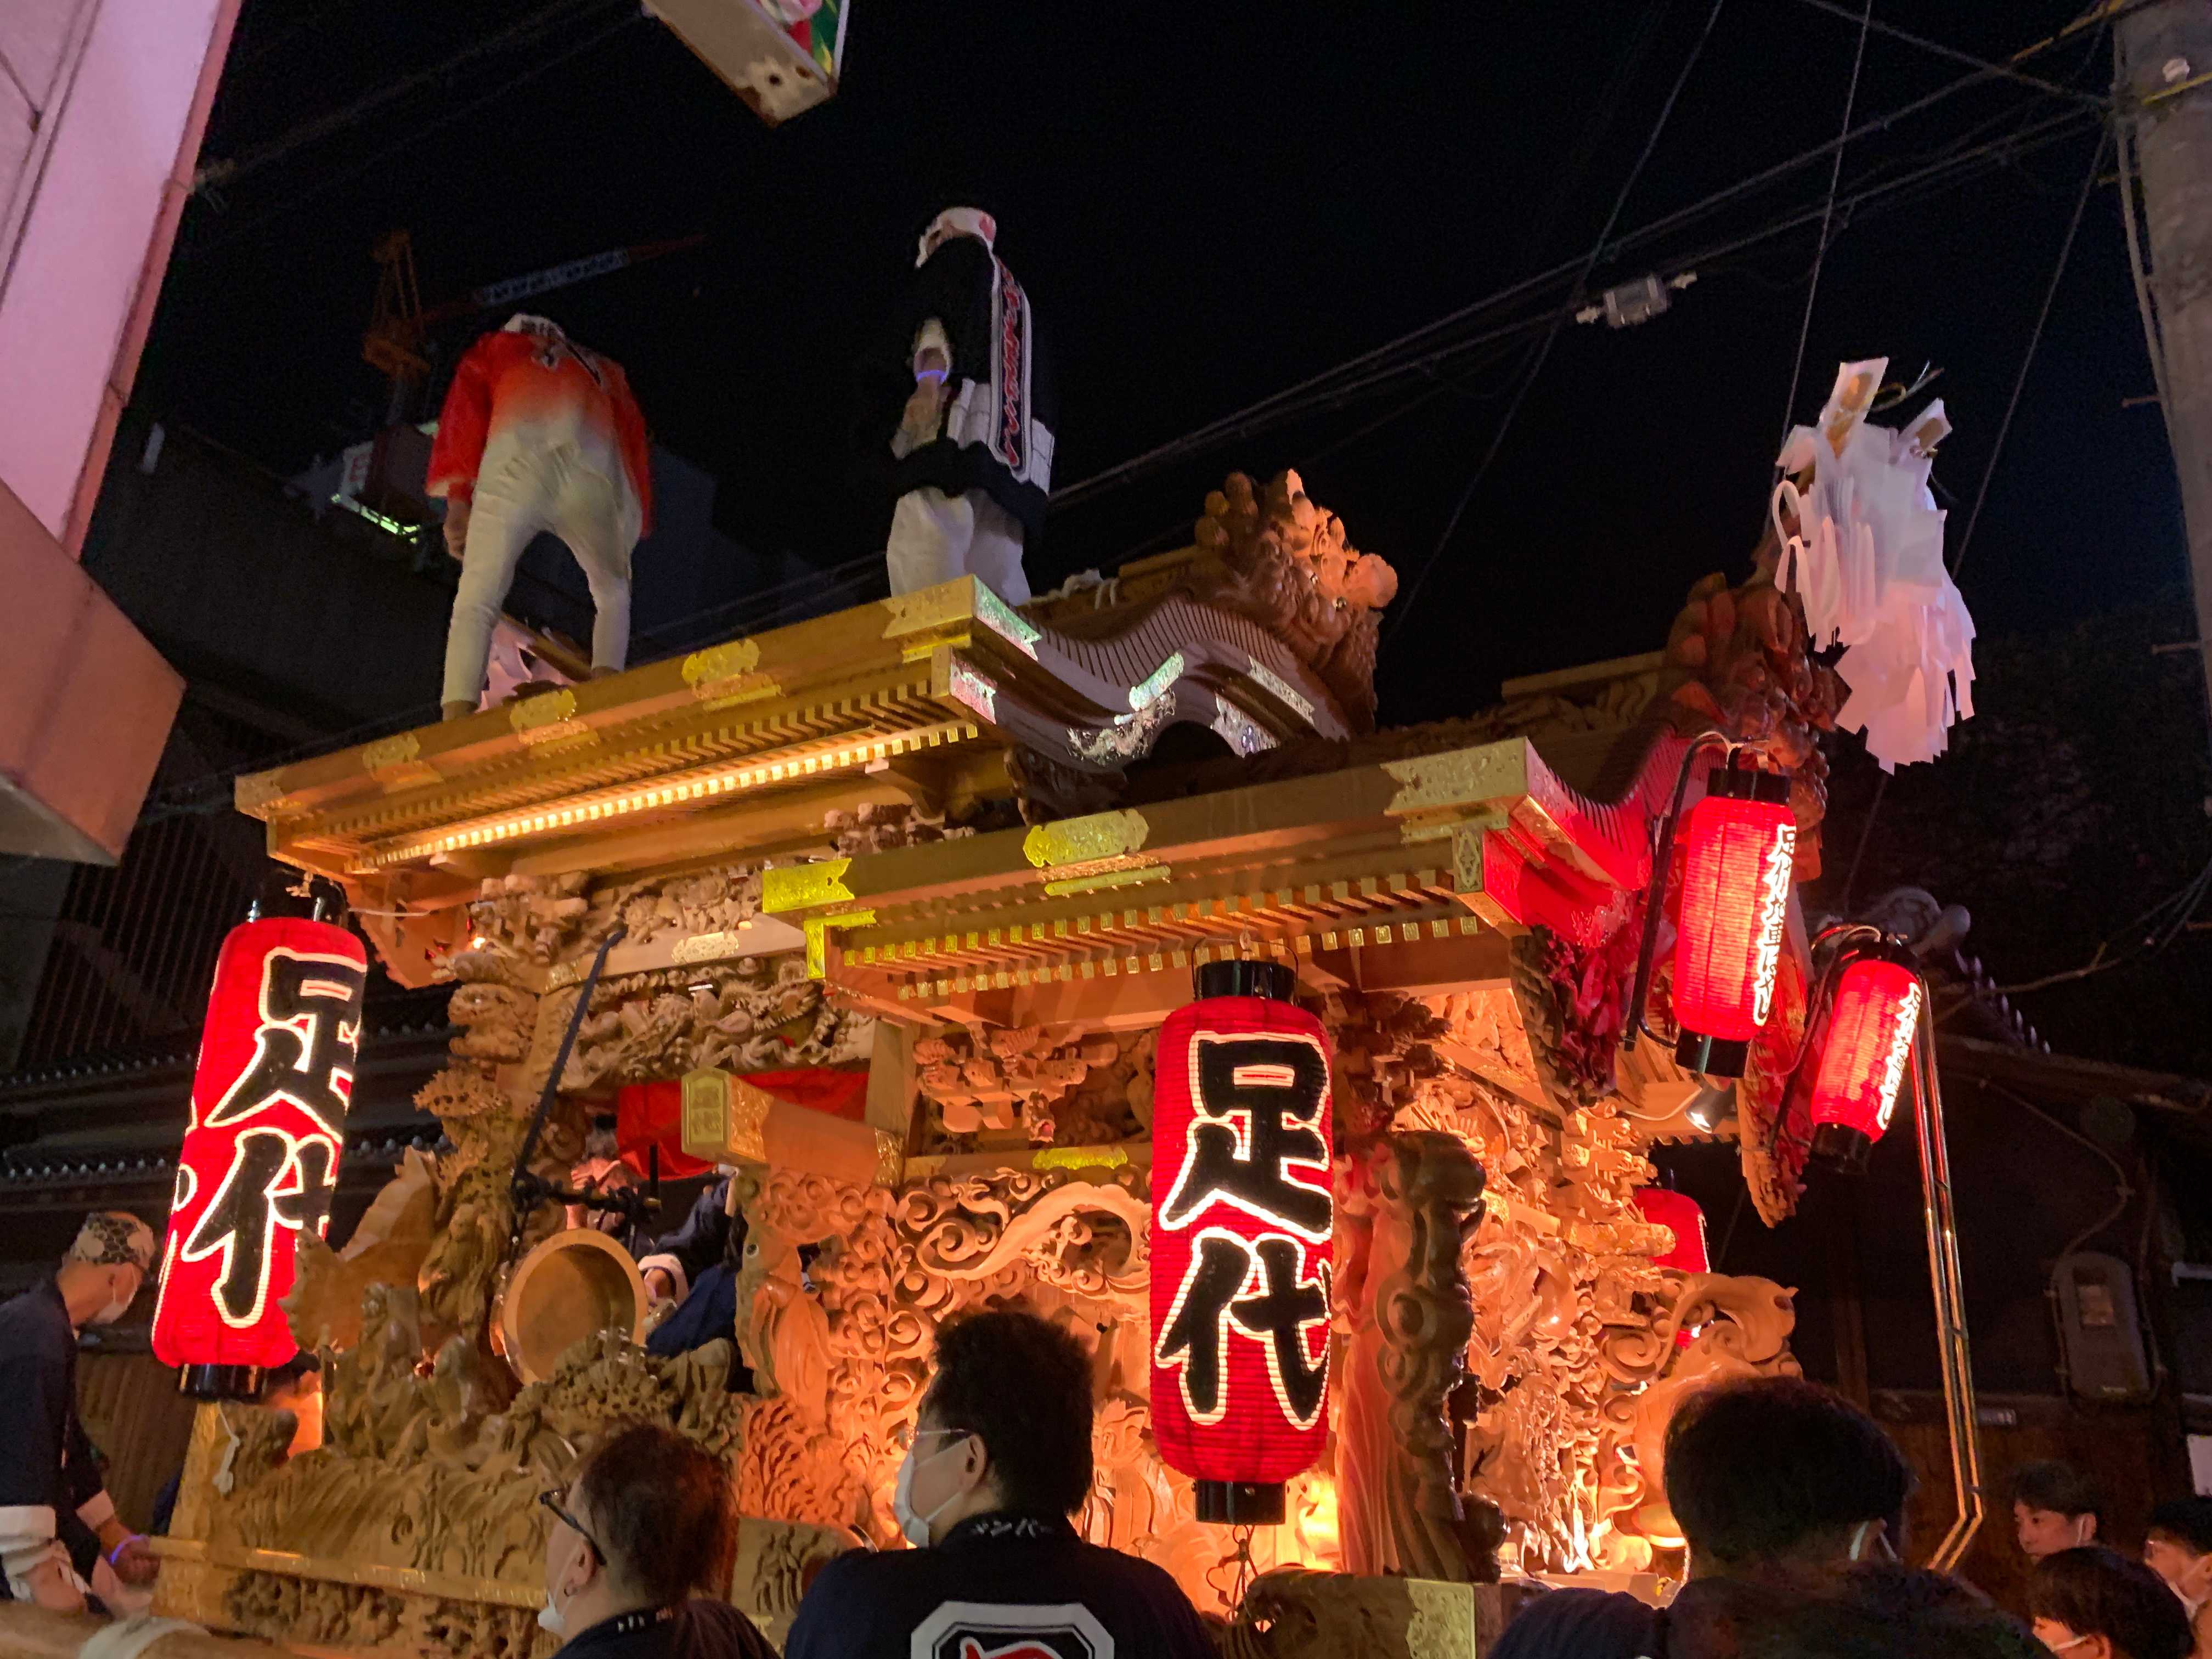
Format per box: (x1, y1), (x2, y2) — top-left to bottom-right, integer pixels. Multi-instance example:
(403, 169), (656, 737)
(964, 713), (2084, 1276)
(784, 1513), (1212, 1659)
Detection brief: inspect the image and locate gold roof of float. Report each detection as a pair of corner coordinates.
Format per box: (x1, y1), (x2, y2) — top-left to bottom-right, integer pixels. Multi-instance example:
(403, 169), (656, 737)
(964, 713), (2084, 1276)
(239, 568), (1352, 901)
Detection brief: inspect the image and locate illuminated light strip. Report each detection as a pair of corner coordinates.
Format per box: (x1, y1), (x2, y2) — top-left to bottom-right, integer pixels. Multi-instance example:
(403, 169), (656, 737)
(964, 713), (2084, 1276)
(302, 674), (940, 844)
(351, 718), (981, 870)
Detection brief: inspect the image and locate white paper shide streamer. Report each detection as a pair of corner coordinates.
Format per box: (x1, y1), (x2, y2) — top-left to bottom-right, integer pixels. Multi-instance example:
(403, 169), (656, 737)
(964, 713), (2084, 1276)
(1774, 357), (1977, 771)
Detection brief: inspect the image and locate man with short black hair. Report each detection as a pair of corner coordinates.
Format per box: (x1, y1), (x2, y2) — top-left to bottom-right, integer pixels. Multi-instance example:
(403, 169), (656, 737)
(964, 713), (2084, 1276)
(2143, 1498), (2212, 1658)
(2031, 1547), (2193, 1659)
(1490, 1376), (1915, 1658)
(0, 1212), (161, 1612)
(785, 1309), (1212, 1659)
(2013, 1460), (2104, 1561)
(539, 1421), (775, 1659)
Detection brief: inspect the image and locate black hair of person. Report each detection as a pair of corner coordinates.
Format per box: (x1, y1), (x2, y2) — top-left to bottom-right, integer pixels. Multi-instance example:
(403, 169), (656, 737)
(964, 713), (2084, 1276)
(571, 1421), (738, 1607)
(2010, 1459), (2106, 1526)
(922, 1310), (1093, 1518)
(2029, 1548), (2193, 1659)
(2147, 1497), (2212, 1556)
(1663, 1376), (1914, 1566)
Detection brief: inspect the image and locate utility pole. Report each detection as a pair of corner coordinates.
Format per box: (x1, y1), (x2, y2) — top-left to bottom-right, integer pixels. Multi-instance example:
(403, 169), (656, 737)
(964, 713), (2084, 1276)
(2117, 4), (2212, 761)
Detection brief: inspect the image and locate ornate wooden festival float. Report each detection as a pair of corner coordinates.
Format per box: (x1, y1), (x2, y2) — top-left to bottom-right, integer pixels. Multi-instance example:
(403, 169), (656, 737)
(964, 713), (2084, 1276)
(136, 457), (1951, 1659)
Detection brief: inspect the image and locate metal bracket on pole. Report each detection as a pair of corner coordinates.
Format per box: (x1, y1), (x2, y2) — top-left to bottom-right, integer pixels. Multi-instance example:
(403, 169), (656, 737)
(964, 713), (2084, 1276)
(1911, 990), (1984, 1570)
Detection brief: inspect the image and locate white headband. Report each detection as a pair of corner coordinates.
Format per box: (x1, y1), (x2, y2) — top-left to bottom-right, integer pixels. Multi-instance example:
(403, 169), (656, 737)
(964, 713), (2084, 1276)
(916, 207), (997, 267)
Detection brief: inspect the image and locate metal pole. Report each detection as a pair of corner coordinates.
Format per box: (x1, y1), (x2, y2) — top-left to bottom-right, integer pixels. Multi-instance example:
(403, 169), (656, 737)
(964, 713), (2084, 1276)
(2116, 2), (2212, 761)
(1909, 989), (1984, 1570)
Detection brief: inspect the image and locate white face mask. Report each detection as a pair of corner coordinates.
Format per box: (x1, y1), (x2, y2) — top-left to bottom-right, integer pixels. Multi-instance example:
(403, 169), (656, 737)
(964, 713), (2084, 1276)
(538, 1595), (566, 1637)
(92, 1271), (139, 1326)
(893, 1430), (970, 1548)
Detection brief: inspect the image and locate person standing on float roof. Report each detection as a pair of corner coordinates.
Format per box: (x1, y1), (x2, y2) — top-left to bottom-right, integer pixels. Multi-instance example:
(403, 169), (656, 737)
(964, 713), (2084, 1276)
(884, 207), (1056, 605)
(0, 1212), (162, 1613)
(427, 313), (653, 721)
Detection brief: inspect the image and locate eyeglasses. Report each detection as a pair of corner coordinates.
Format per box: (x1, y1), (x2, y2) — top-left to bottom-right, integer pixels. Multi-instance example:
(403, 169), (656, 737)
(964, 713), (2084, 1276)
(891, 1423), (974, 1454)
(538, 1488), (606, 1565)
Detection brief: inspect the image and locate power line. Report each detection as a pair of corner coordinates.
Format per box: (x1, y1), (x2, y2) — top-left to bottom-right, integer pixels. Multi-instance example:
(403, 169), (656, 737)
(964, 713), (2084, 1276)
(195, 0), (622, 194)
(1387, 0), (1730, 638)
(1780, 0), (1875, 442)
(1051, 28), (2102, 516)
(1049, 91), (2097, 544)
(1949, 126), (2107, 579)
(1781, 0), (2108, 107)
(1832, 117), (2107, 916)
(184, 8), (645, 259)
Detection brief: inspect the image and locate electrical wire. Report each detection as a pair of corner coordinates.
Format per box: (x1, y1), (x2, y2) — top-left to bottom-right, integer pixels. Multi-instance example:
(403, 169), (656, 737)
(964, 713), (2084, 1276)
(195, 0), (624, 194)
(1387, 0), (1732, 637)
(183, 7), (646, 259)
(1051, 36), (2104, 516)
(1979, 1080), (2135, 1259)
(1991, 850), (2212, 997)
(1949, 126), (2107, 580)
(1780, 0), (2109, 107)
(1779, 0), (1875, 444)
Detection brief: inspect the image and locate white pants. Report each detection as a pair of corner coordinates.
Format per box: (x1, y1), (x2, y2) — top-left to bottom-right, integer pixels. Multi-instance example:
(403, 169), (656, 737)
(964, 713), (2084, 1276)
(885, 487), (1030, 604)
(443, 442), (639, 706)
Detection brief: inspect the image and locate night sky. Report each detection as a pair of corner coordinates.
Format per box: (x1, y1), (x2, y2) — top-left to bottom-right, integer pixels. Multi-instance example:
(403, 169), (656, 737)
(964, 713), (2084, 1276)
(137, 0), (2190, 731)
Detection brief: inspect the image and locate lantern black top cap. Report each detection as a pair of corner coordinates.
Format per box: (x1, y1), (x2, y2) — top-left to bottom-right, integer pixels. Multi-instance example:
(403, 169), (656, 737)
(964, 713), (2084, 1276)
(1704, 758), (1791, 806)
(1844, 932), (1921, 970)
(1195, 958), (1297, 1002)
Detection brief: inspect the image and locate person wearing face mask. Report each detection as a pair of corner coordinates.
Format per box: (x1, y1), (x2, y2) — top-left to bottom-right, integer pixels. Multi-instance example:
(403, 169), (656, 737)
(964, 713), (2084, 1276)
(538, 1421), (775, 1659)
(2012, 1460), (2106, 1562)
(2030, 1547), (2193, 1659)
(2143, 1500), (2212, 1658)
(1490, 1376), (1915, 1659)
(784, 1310), (1212, 1659)
(879, 207), (1056, 605)
(0, 1211), (160, 1613)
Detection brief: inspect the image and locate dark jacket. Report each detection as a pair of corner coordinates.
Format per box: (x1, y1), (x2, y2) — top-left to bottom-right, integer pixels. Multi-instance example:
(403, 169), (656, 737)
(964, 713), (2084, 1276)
(785, 1512), (1211, 1659)
(556, 1599), (776, 1659)
(0, 1278), (105, 1601)
(887, 236), (1057, 537)
(1488, 1587), (1663, 1659)
(646, 1178), (735, 1292)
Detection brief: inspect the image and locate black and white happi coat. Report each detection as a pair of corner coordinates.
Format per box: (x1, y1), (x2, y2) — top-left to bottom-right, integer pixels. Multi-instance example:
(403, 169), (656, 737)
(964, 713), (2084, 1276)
(890, 234), (1058, 538)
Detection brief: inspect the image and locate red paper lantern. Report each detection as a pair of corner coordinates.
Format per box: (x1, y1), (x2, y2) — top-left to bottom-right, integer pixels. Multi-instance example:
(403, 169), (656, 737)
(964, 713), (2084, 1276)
(1150, 961), (1333, 1525)
(153, 917), (368, 1396)
(1632, 1187), (1711, 1347)
(1808, 955), (1923, 1171)
(1672, 767), (1796, 1078)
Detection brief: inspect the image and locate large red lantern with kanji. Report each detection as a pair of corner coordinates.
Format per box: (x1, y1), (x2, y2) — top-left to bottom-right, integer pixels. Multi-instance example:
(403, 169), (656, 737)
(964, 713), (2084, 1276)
(1808, 953), (1923, 1172)
(153, 916), (368, 1397)
(1632, 1186), (1710, 1347)
(1150, 961), (1333, 1525)
(1671, 766), (1797, 1078)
